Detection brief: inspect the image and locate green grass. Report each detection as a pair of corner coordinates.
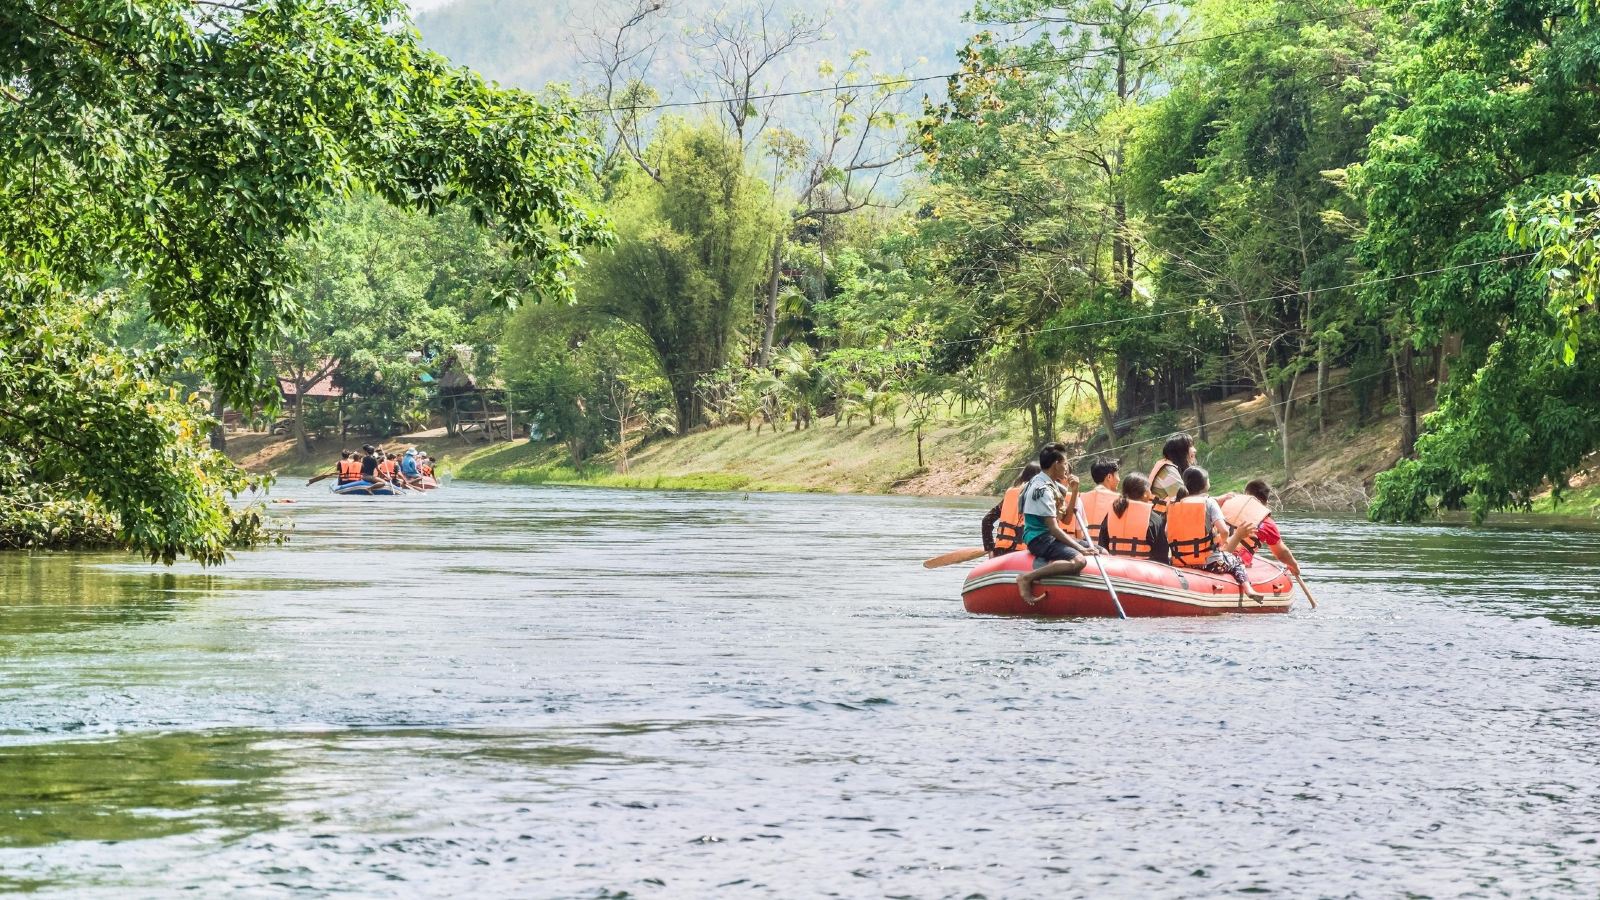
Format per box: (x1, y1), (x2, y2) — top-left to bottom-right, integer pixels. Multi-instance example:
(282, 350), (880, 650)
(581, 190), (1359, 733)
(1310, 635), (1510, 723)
(1530, 480), (1600, 518)
(452, 414), (1035, 496)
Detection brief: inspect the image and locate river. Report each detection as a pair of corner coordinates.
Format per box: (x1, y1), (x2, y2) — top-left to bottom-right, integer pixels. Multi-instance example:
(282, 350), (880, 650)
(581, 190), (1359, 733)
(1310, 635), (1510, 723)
(2, 482), (1599, 897)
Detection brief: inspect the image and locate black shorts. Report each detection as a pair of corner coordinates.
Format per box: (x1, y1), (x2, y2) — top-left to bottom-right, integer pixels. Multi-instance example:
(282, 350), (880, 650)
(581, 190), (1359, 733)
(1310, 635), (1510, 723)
(1027, 534), (1082, 563)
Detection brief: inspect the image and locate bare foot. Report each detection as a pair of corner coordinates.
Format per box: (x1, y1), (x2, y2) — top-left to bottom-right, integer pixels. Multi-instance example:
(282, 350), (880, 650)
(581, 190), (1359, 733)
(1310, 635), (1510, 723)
(1017, 578), (1047, 605)
(1246, 590), (1265, 603)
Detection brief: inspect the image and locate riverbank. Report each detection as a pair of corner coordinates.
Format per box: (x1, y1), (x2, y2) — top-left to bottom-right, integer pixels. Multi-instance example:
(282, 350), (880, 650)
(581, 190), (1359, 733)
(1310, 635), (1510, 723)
(224, 388), (1600, 521)
(224, 380), (1400, 508)
(446, 379), (1402, 511)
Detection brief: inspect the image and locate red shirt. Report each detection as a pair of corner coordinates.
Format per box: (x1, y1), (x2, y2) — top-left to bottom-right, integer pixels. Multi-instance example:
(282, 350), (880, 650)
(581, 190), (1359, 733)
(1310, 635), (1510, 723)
(1239, 515), (1281, 565)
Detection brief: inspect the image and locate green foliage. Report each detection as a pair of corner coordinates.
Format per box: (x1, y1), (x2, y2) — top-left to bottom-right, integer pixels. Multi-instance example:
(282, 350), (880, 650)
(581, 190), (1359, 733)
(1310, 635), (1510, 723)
(0, 286), (262, 564)
(583, 121), (779, 430)
(0, 0), (607, 560)
(1358, 0), (1600, 520)
(500, 307), (668, 464)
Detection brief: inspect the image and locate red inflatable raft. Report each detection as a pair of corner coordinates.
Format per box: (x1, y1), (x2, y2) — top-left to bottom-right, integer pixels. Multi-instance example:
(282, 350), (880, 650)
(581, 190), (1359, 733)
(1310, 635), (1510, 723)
(962, 552), (1294, 617)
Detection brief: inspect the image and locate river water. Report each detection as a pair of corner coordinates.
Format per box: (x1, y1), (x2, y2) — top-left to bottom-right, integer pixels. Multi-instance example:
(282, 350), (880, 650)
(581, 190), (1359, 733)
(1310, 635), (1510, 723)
(3, 482), (1600, 897)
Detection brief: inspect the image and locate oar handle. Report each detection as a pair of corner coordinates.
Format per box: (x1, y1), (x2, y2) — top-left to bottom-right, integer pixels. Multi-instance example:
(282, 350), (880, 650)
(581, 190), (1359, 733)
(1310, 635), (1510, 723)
(1075, 510), (1126, 620)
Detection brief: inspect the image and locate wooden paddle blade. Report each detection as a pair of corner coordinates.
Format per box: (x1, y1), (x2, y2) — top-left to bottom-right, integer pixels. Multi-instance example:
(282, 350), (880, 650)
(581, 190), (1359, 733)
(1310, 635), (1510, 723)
(923, 547), (989, 569)
(306, 471), (336, 485)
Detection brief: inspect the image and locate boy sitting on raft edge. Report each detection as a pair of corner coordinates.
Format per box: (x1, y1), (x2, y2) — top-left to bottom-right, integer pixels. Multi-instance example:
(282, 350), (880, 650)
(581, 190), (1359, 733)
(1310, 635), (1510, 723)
(1016, 443), (1101, 604)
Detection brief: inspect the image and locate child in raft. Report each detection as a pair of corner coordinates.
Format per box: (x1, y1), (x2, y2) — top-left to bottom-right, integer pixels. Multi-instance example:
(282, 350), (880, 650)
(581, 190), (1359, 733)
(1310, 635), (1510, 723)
(1015, 444), (1101, 604)
(1096, 473), (1170, 564)
(1167, 466), (1261, 600)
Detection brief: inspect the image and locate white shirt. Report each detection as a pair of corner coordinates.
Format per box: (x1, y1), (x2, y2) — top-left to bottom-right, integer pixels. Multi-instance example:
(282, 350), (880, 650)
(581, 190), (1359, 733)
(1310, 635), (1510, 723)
(1021, 472), (1066, 519)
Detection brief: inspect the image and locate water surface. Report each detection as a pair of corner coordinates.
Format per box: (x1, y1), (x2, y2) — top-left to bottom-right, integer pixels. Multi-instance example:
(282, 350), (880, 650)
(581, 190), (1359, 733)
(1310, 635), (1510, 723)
(3, 482), (1599, 896)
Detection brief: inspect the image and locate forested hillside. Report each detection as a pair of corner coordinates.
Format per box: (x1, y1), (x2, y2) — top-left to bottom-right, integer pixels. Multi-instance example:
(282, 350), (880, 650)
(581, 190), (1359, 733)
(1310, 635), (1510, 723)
(415, 0), (975, 96)
(391, 0), (1600, 523)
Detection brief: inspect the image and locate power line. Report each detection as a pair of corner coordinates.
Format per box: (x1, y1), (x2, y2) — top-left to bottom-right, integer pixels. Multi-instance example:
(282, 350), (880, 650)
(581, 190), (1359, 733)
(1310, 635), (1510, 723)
(635, 249), (1534, 384)
(935, 252), (1535, 348)
(1064, 368), (1390, 464)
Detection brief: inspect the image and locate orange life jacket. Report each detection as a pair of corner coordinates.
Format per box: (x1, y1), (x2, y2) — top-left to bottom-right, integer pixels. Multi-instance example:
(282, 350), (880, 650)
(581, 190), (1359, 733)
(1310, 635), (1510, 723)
(378, 459), (397, 479)
(993, 485), (1026, 553)
(1221, 495), (1270, 557)
(1058, 493), (1085, 539)
(1165, 496), (1216, 568)
(1102, 499), (1155, 558)
(1080, 486), (1118, 540)
(337, 459), (362, 484)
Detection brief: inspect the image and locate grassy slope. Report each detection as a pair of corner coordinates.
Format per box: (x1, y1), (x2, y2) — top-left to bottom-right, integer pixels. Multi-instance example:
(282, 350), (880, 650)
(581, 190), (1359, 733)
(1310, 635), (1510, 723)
(454, 415), (1032, 495)
(452, 373), (1407, 509)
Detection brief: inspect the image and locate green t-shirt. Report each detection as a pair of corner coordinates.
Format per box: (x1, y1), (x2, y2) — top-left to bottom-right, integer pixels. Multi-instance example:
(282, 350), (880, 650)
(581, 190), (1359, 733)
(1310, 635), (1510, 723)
(1022, 513), (1055, 545)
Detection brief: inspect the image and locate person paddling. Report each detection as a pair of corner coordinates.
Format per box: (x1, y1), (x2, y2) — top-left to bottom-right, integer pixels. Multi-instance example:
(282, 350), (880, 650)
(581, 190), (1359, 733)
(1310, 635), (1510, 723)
(1015, 444), (1100, 604)
(1165, 466), (1260, 601)
(359, 444), (389, 491)
(982, 462), (1042, 557)
(400, 448), (422, 483)
(1223, 479), (1302, 578)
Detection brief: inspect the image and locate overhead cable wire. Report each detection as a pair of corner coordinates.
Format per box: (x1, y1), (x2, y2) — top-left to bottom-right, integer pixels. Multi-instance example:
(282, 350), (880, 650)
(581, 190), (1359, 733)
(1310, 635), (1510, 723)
(631, 250), (1535, 384)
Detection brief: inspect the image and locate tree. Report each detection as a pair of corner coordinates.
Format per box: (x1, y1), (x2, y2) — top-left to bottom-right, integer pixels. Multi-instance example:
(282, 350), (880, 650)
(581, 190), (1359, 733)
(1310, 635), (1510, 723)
(501, 306), (666, 465)
(0, 0), (607, 561)
(971, 0), (1185, 417)
(1130, 0), (1397, 481)
(1356, 0), (1600, 521)
(584, 121), (779, 430)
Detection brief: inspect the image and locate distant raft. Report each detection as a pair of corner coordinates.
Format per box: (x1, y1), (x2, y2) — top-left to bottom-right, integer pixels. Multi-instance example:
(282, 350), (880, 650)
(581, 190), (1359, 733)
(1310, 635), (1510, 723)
(330, 482), (404, 496)
(962, 552), (1294, 617)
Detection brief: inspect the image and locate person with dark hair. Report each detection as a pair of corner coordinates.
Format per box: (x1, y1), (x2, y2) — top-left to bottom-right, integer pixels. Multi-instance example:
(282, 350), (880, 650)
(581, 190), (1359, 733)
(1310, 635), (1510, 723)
(1099, 473), (1169, 564)
(1222, 479), (1302, 577)
(1148, 433), (1196, 507)
(1164, 465), (1261, 600)
(1078, 457), (1121, 543)
(1015, 444), (1099, 604)
(982, 462), (1044, 556)
(335, 449), (363, 486)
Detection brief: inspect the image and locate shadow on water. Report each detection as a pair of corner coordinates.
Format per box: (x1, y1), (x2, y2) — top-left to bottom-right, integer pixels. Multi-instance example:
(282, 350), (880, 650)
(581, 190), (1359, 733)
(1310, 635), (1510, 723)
(0, 721), (679, 845)
(0, 729), (291, 849)
(0, 554), (218, 635)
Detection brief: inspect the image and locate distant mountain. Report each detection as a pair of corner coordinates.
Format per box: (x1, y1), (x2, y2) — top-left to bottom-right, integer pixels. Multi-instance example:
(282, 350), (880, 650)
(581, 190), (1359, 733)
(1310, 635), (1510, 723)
(413, 0), (979, 105)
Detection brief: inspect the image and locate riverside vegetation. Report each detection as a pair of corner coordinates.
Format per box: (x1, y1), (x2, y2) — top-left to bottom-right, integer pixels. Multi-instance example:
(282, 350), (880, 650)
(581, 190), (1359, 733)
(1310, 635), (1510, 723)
(12, 0), (1600, 561)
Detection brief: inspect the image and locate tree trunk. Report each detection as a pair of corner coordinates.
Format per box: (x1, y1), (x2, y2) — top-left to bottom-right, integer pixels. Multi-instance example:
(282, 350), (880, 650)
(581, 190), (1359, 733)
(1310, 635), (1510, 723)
(209, 391), (227, 452)
(1192, 390), (1208, 443)
(1315, 341), (1327, 434)
(759, 231), (784, 367)
(292, 392), (312, 457)
(916, 428), (925, 468)
(1087, 362), (1118, 445)
(1437, 330), (1462, 389)
(1394, 341), (1418, 457)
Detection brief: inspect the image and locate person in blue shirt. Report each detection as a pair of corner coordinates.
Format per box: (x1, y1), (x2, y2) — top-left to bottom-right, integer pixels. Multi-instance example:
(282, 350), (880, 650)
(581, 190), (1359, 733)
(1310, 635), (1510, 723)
(1015, 443), (1100, 604)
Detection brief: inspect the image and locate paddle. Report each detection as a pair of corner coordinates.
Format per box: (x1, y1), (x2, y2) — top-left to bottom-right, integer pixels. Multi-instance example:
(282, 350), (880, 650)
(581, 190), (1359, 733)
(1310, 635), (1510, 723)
(306, 470), (337, 486)
(1075, 509), (1126, 620)
(1292, 570), (1319, 610)
(923, 547), (988, 569)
